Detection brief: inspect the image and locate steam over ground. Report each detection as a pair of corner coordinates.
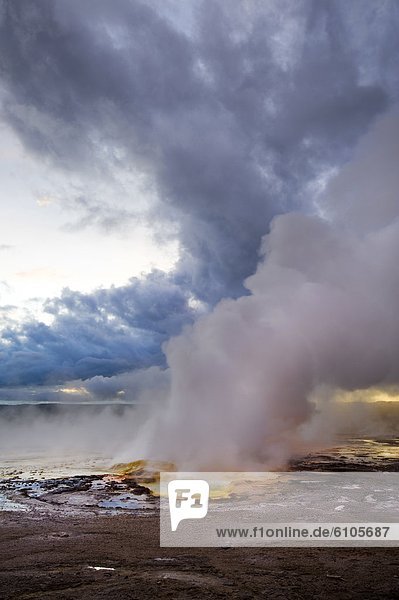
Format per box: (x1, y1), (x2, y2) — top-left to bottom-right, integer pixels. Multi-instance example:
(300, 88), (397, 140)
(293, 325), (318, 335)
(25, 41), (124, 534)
(132, 110), (399, 468)
(0, 1), (399, 467)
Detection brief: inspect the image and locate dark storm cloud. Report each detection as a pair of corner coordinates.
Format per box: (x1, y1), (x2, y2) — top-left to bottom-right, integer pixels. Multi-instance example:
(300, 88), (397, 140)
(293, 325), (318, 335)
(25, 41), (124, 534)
(0, 272), (196, 386)
(0, 0), (398, 386)
(0, 0), (393, 297)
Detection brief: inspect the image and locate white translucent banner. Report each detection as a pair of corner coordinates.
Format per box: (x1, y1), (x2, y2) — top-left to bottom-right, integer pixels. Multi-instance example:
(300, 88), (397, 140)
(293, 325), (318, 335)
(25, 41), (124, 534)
(160, 472), (399, 547)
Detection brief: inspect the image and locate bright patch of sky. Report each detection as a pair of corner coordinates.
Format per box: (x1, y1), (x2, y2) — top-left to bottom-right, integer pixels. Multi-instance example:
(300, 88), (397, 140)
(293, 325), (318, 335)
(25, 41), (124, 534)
(0, 121), (179, 324)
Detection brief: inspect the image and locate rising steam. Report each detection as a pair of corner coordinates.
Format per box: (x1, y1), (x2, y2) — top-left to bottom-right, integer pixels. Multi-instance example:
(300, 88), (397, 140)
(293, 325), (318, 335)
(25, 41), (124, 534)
(130, 109), (399, 469)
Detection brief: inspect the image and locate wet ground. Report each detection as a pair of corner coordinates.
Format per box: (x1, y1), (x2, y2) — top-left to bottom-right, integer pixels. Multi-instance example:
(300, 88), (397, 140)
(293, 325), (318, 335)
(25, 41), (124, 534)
(0, 437), (398, 598)
(0, 437), (397, 516)
(0, 511), (398, 599)
(291, 437), (399, 471)
(0, 474), (155, 516)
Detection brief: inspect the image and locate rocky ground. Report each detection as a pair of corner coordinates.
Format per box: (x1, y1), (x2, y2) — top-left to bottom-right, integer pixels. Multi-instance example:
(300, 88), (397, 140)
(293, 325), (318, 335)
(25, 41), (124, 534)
(0, 442), (398, 599)
(0, 473), (156, 515)
(0, 510), (398, 599)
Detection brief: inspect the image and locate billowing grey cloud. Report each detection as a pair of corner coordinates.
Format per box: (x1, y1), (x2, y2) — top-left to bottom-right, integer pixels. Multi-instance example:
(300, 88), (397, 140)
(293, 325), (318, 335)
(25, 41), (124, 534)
(0, 271), (197, 386)
(0, 0), (398, 387)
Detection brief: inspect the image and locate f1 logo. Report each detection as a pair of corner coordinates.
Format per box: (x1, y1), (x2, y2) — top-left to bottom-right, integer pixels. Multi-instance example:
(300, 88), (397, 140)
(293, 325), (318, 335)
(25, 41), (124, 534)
(168, 480), (209, 531)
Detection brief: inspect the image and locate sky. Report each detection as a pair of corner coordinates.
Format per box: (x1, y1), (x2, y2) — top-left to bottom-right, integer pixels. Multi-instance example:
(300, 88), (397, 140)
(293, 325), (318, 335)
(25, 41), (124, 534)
(0, 0), (399, 413)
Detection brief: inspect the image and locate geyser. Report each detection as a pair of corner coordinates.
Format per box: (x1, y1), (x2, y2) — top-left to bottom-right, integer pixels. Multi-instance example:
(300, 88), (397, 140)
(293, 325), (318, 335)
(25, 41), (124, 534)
(131, 109), (399, 469)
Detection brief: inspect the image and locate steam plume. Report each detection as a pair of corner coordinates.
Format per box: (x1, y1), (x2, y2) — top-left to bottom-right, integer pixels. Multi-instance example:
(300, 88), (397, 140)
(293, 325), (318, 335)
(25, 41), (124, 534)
(132, 109), (399, 469)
